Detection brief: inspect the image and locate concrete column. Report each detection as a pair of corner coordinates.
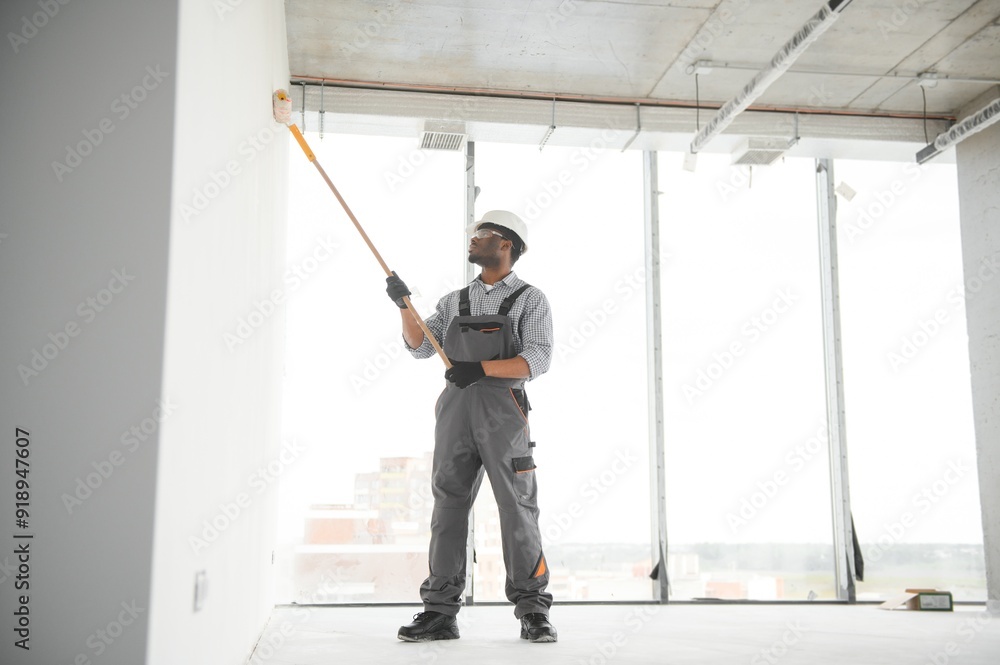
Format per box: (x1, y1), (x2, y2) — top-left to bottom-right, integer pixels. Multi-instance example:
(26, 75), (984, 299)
(954, 86), (1000, 605)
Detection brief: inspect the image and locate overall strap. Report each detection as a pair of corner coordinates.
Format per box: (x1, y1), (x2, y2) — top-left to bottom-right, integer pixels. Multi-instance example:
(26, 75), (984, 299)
(498, 284), (532, 316)
(458, 286), (471, 316)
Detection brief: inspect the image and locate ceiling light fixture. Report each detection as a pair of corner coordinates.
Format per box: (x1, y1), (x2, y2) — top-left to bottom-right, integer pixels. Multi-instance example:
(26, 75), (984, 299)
(690, 0), (854, 154)
(686, 60), (714, 76)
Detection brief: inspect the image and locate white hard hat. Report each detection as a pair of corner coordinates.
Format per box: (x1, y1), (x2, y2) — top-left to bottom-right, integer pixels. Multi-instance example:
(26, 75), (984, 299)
(467, 210), (529, 253)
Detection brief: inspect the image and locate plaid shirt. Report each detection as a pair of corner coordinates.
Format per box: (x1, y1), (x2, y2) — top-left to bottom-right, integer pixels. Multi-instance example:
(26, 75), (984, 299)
(404, 272), (553, 380)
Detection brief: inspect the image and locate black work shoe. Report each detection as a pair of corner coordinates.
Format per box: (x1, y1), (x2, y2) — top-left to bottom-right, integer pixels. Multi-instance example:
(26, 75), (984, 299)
(520, 613), (558, 643)
(397, 611), (460, 642)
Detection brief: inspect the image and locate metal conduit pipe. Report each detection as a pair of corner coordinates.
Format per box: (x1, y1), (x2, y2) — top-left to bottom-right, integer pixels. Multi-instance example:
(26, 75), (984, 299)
(288, 76), (954, 123)
(684, 60), (1000, 87)
(689, 0), (855, 154)
(916, 95), (1000, 164)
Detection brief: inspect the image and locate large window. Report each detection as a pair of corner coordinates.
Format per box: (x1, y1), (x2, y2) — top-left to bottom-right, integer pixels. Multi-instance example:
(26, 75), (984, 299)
(473, 142), (653, 601)
(277, 133), (464, 603)
(277, 127), (986, 605)
(657, 153), (836, 600)
(834, 159), (985, 601)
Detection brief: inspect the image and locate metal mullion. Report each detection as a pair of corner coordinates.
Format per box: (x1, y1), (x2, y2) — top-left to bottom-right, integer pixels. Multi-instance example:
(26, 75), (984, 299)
(644, 150), (669, 602)
(464, 140), (476, 605)
(815, 158), (857, 601)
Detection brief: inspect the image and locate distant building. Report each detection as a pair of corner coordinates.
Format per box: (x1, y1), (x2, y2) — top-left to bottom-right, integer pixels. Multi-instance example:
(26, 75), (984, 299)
(291, 454), (437, 602)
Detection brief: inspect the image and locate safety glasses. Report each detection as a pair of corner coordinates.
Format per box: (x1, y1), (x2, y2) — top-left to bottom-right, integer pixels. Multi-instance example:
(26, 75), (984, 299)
(471, 228), (507, 241)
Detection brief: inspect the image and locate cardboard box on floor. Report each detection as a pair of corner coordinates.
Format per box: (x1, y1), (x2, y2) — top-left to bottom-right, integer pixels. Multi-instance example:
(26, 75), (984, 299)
(878, 588), (954, 611)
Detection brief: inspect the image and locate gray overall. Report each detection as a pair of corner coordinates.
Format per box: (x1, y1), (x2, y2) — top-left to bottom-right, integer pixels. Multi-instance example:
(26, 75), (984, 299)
(420, 284), (553, 618)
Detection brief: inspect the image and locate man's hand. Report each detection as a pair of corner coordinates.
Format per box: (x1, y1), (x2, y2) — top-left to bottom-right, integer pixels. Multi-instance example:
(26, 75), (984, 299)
(385, 271), (411, 309)
(445, 359), (486, 388)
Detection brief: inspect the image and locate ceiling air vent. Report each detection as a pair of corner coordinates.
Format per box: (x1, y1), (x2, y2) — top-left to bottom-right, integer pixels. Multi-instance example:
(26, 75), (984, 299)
(420, 121), (467, 151)
(732, 137), (792, 166)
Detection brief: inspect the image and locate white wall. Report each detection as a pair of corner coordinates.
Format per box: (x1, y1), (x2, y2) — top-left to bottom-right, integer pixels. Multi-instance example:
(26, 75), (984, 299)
(146, 1), (288, 663)
(955, 91), (1000, 606)
(1, 1), (289, 663)
(0, 1), (178, 663)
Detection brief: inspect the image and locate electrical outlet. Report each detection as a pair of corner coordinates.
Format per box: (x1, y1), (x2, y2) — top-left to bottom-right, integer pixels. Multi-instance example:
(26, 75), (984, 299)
(193, 571), (207, 612)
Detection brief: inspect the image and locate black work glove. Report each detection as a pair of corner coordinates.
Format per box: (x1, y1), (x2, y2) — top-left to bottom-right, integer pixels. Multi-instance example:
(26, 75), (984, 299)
(445, 359), (486, 389)
(385, 271), (411, 309)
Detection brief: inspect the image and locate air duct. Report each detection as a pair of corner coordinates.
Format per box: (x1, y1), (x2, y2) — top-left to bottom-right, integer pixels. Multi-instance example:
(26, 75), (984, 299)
(420, 121), (467, 151)
(731, 137), (793, 166)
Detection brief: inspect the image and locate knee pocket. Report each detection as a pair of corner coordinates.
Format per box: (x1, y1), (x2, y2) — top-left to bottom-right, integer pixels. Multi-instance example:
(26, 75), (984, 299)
(511, 456), (537, 509)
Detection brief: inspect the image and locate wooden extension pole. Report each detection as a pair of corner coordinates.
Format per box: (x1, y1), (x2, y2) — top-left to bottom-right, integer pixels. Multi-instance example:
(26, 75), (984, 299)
(287, 123), (451, 368)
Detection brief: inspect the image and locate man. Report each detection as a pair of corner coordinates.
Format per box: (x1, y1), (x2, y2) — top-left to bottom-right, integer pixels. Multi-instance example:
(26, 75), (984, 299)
(386, 210), (557, 643)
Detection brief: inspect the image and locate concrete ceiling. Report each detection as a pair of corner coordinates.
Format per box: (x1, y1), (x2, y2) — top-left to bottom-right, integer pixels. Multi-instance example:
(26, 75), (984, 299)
(286, 0), (1000, 117)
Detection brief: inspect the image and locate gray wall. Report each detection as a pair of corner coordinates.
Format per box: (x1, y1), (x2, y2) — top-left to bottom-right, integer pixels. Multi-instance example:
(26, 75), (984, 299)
(0, 1), (178, 663)
(0, 1), (290, 663)
(955, 90), (1000, 605)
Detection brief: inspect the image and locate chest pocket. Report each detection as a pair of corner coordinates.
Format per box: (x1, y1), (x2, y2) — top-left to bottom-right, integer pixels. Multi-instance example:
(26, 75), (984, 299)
(442, 284), (531, 363)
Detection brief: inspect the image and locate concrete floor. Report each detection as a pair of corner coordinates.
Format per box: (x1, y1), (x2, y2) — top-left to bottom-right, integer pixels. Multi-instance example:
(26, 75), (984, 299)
(252, 603), (1000, 664)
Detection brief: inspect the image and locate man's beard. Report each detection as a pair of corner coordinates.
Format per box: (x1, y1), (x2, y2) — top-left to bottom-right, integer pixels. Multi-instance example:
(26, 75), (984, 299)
(468, 248), (500, 268)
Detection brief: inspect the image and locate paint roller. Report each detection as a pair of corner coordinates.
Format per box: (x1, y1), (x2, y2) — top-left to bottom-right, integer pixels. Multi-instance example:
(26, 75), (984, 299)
(272, 89), (451, 368)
